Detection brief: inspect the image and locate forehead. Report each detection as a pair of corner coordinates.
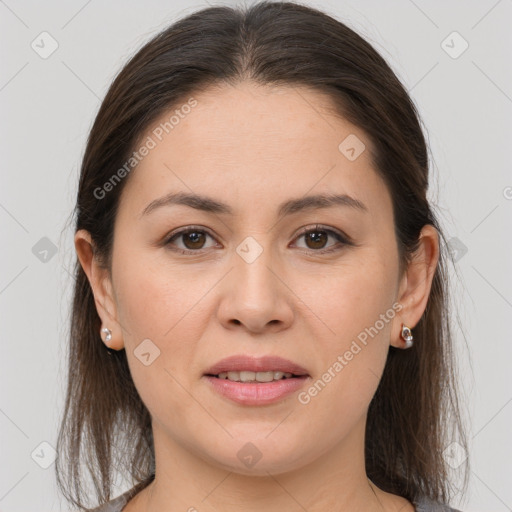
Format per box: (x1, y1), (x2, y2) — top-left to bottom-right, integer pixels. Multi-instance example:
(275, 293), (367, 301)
(148, 82), (362, 159)
(118, 82), (391, 222)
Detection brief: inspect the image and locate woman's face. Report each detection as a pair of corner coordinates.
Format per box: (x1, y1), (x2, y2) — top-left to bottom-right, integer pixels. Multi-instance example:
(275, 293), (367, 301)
(92, 82), (411, 474)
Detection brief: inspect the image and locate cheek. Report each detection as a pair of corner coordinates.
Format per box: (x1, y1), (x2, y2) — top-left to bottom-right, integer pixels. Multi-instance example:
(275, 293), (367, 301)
(111, 244), (214, 381)
(113, 246), (195, 342)
(311, 253), (398, 345)
(113, 262), (202, 428)
(301, 253), (397, 407)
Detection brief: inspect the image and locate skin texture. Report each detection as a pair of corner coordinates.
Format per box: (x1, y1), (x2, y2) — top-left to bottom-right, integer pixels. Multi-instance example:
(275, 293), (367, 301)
(75, 82), (438, 512)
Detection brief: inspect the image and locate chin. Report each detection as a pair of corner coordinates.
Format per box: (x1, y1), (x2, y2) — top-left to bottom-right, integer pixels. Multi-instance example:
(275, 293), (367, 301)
(198, 437), (314, 477)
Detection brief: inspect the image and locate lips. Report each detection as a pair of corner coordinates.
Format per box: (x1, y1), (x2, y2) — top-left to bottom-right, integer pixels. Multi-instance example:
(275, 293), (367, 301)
(204, 354), (310, 377)
(203, 355), (311, 405)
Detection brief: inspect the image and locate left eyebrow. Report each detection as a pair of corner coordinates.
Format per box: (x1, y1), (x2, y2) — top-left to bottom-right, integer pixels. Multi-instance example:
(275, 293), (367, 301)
(139, 191), (368, 219)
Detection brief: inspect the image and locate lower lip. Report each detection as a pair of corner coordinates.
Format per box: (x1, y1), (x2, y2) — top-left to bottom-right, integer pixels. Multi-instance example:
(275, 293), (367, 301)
(203, 375), (309, 405)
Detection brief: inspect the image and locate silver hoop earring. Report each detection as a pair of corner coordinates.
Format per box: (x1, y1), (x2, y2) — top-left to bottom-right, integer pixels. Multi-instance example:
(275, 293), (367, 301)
(401, 324), (414, 349)
(101, 327), (112, 342)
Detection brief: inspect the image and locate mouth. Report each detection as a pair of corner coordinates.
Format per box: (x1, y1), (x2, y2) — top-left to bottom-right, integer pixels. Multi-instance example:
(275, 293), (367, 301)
(203, 355), (310, 405)
(204, 354), (310, 377)
(207, 370), (306, 382)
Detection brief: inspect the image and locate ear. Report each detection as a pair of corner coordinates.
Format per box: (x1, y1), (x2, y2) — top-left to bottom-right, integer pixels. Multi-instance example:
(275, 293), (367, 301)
(391, 224), (439, 348)
(74, 229), (125, 350)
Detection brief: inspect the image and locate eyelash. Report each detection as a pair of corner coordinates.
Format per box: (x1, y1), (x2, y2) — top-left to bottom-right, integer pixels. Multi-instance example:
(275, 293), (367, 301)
(163, 224), (352, 255)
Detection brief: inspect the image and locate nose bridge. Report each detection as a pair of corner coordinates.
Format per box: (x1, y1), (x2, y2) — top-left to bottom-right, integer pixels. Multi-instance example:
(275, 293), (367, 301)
(217, 233), (294, 331)
(232, 234), (279, 300)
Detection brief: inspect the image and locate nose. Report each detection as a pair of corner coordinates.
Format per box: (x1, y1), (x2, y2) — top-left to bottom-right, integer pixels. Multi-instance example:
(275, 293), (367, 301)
(216, 242), (294, 334)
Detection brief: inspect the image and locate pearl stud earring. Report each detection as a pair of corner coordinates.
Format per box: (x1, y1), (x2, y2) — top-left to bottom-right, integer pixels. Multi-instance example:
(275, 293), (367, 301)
(101, 327), (112, 343)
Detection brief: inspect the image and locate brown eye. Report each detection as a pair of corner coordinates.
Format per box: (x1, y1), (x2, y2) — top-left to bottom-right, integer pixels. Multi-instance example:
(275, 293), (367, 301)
(164, 224), (350, 255)
(293, 225), (349, 253)
(181, 230), (207, 250)
(165, 227), (217, 253)
(304, 230), (328, 250)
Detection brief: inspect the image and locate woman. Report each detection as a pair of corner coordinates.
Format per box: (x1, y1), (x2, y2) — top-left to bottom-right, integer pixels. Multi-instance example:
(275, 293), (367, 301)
(56, 2), (469, 511)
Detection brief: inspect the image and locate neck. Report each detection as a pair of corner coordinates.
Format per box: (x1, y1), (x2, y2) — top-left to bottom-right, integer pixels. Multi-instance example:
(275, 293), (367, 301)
(129, 415), (412, 512)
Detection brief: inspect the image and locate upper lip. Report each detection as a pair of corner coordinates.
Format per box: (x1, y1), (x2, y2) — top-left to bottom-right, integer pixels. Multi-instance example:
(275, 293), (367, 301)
(204, 355), (310, 376)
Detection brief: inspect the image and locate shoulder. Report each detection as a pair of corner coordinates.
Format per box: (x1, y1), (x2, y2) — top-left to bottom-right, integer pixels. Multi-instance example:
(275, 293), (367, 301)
(413, 494), (463, 512)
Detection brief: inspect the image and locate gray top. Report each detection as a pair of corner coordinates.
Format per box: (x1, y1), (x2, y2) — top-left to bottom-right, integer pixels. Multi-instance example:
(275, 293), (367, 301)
(89, 485), (463, 512)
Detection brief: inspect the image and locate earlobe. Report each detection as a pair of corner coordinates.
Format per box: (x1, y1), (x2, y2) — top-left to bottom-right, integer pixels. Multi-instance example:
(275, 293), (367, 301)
(74, 229), (125, 351)
(391, 224), (439, 349)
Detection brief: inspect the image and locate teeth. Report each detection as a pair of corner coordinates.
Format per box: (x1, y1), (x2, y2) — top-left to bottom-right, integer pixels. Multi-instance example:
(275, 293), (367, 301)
(217, 371), (294, 382)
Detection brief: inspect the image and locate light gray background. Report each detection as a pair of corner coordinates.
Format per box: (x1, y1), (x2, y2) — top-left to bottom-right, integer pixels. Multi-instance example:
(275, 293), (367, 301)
(1, 1), (511, 510)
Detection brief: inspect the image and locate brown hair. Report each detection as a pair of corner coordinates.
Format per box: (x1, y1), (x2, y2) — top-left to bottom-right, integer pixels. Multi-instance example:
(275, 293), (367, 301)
(56, 1), (469, 509)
